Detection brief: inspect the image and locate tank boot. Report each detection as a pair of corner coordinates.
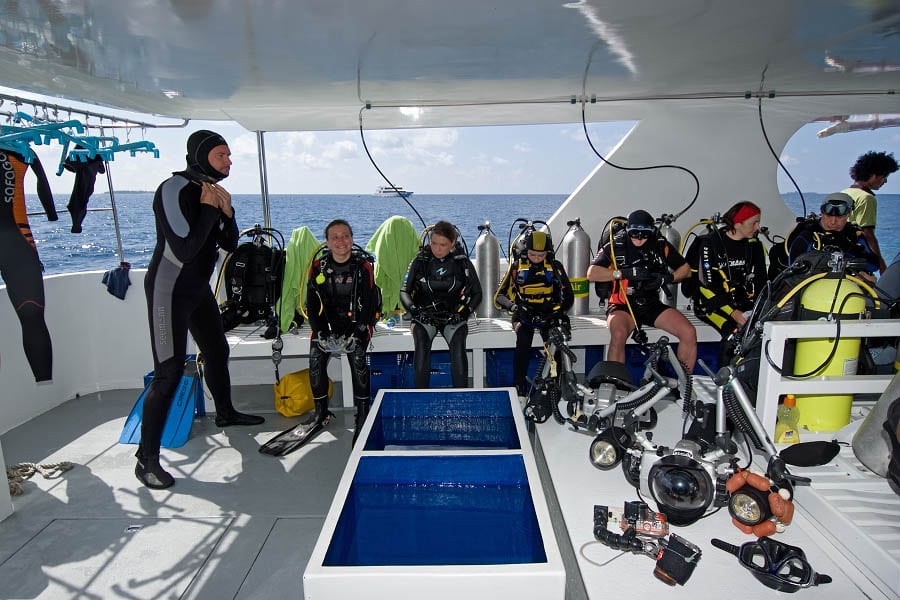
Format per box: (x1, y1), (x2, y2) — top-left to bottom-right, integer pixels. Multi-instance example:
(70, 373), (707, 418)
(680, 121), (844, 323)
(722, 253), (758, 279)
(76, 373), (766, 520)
(352, 401), (370, 445)
(134, 448), (174, 489)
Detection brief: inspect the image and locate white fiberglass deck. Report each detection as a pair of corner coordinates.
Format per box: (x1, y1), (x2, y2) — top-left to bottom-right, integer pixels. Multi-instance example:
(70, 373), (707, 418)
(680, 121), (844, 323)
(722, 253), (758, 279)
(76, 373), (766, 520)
(2, 378), (900, 598)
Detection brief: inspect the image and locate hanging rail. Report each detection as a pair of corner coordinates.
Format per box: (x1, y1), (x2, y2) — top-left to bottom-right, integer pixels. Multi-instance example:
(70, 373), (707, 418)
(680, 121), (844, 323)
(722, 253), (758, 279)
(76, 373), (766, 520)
(0, 90), (188, 131)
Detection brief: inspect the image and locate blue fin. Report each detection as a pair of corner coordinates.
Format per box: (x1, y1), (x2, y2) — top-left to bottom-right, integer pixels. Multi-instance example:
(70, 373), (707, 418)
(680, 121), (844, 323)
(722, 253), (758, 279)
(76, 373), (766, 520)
(118, 387), (148, 445)
(119, 373), (201, 448)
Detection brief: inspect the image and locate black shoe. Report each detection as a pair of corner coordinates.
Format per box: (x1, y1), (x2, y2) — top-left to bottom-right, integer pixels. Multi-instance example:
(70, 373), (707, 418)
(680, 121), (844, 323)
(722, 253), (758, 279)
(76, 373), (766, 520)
(135, 457), (175, 489)
(215, 411), (265, 427)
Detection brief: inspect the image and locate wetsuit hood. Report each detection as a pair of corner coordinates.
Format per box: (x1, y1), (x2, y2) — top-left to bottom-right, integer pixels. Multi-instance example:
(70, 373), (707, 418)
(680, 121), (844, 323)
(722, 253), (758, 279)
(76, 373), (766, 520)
(185, 130), (229, 182)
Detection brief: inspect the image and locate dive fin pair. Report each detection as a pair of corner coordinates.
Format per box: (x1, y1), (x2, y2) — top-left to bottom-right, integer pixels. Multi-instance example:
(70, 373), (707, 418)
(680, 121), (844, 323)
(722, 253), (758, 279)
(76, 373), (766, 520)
(259, 411), (334, 456)
(120, 370), (202, 449)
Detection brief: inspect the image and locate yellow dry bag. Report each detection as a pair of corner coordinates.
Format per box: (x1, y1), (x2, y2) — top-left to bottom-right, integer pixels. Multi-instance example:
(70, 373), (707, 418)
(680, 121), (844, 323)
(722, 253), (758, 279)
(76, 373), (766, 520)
(273, 368), (332, 417)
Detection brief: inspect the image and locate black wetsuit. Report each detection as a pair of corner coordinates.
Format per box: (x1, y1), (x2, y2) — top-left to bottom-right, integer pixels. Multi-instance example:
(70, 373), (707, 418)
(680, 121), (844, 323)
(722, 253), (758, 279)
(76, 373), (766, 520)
(141, 168), (239, 457)
(0, 151), (57, 382)
(786, 219), (879, 274)
(686, 228), (767, 336)
(64, 154), (105, 233)
(400, 248), (482, 388)
(306, 250), (380, 425)
(495, 255), (574, 395)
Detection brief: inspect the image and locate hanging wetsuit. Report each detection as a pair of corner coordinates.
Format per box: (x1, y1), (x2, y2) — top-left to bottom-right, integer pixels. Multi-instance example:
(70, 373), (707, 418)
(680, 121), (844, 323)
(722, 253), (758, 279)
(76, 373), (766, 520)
(495, 236), (574, 396)
(141, 131), (262, 485)
(306, 248), (381, 437)
(64, 153), (105, 233)
(400, 246), (482, 388)
(0, 150), (57, 382)
(689, 228), (767, 336)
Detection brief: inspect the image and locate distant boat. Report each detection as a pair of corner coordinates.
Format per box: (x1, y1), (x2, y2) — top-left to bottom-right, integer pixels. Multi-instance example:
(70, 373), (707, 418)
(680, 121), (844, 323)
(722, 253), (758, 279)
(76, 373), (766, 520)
(375, 185), (413, 197)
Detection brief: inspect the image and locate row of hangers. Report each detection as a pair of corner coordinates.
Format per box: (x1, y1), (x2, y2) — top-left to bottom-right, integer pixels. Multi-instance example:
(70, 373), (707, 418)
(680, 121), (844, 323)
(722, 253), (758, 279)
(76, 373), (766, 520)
(0, 110), (159, 175)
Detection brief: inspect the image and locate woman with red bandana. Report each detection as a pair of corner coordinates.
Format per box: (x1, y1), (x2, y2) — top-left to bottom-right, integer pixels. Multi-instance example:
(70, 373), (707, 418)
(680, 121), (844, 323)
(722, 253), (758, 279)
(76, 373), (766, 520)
(685, 201), (767, 363)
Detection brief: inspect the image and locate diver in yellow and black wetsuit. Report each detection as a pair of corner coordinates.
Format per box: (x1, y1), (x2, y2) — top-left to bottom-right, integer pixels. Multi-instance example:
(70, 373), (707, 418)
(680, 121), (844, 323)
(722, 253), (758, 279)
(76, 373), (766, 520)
(494, 228), (573, 398)
(0, 149), (57, 382)
(684, 201), (767, 363)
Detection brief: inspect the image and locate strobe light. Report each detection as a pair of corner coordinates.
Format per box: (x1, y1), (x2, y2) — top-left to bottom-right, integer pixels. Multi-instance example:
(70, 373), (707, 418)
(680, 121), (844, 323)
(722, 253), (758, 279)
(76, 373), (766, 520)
(589, 427), (632, 470)
(729, 484), (770, 527)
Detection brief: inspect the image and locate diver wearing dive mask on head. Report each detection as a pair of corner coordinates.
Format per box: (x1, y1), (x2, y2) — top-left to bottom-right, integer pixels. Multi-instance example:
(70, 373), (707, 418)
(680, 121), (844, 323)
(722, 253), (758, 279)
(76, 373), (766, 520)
(587, 209), (697, 371)
(785, 192), (879, 284)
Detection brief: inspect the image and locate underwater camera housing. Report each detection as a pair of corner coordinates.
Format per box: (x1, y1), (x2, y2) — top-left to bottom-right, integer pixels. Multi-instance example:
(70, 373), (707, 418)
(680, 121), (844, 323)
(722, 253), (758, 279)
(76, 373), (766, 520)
(634, 437), (735, 527)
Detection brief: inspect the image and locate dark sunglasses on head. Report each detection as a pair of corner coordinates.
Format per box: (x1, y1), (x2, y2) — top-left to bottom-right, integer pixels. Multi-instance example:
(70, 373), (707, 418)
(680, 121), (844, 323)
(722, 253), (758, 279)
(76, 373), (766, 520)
(821, 201), (851, 217)
(627, 229), (652, 240)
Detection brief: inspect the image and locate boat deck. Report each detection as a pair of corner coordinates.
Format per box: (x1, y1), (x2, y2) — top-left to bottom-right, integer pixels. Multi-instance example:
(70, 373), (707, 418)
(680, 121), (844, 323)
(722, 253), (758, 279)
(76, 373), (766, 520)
(2, 379), (899, 599)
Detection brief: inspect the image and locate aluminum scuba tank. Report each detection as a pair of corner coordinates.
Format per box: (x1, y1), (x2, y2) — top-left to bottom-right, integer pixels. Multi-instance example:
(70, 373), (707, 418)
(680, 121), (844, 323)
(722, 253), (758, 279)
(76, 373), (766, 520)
(474, 221), (502, 318)
(558, 218), (592, 316)
(657, 214), (681, 307)
(852, 366), (900, 477)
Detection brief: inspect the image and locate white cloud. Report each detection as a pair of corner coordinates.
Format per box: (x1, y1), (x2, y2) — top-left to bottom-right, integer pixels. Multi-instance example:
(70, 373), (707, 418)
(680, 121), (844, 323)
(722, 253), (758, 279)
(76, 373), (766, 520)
(513, 143), (531, 153)
(322, 140), (358, 161)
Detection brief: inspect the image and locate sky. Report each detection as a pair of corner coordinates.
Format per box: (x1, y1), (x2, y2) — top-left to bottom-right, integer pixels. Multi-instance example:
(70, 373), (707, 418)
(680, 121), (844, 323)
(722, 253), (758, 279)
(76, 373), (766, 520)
(14, 99), (900, 197)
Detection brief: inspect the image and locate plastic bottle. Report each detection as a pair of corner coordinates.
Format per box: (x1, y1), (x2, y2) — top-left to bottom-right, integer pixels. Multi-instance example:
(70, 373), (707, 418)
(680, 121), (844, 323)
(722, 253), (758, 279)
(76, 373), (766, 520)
(775, 394), (800, 445)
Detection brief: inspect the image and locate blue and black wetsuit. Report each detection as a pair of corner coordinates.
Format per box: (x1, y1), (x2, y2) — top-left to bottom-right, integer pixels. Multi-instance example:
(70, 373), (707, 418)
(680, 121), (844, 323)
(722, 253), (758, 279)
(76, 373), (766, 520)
(306, 249), (381, 432)
(0, 150), (57, 382)
(400, 247), (482, 388)
(141, 167), (239, 456)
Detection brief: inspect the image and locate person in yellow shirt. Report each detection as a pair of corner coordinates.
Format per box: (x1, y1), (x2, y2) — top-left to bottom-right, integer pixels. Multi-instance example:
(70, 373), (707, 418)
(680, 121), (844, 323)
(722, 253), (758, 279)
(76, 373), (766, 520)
(842, 151), (898, 275)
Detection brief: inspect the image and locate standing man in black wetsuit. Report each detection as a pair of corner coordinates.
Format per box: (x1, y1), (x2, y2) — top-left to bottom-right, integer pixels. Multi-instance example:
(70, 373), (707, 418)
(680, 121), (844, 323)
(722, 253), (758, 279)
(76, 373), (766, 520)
(138, 130), (264, 489)
(400, 221), (482, 389)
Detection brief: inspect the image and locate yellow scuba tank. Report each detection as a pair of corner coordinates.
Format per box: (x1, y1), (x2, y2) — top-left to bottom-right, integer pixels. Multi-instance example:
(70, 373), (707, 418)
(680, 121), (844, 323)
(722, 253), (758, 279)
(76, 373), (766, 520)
(793, 276), (866, 431)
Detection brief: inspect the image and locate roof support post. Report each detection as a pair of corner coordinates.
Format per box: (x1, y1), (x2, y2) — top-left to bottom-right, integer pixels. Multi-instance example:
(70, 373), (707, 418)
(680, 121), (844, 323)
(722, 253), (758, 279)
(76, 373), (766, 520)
(256, 131), (271, 229)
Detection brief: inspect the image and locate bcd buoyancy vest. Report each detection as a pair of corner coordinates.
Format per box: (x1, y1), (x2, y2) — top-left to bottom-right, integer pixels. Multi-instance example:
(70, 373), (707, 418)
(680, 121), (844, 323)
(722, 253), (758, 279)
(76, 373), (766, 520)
(312, 249), (381, 327)
(410, 249), (475, 314)
(601, 232), (669, 302)
(221, 239), (283, 330)
(516, 256), (561, 309)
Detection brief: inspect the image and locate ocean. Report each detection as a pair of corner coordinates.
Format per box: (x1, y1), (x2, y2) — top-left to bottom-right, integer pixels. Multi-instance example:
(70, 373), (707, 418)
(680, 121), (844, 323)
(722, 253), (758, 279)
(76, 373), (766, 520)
(10, 192), (900, 279)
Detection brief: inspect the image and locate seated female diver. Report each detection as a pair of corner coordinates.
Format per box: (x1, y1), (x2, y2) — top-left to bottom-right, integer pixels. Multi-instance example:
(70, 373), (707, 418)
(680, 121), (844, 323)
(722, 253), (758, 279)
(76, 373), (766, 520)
(684, 201), (767, 365)
(399, 220), (482, 388)
(494, 228), (574, 398)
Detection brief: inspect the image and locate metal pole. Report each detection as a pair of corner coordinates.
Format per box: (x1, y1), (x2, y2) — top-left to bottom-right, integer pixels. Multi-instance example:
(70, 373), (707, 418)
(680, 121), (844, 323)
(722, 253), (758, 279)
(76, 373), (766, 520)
(101, 127), (126, 264)
(256, 131), (271, 229)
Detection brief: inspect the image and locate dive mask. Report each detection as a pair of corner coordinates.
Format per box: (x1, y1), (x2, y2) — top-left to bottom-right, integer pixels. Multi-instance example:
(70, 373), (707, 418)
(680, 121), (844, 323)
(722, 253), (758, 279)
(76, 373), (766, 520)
(711, 536), (832, 593)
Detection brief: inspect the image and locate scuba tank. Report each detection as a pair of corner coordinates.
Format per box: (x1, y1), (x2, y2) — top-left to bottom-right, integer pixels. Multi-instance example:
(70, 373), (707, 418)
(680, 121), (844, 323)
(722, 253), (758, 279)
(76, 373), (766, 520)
(852, 368), (900, 477)
(558, 218), (592, 316)
(793, 270), (867, 432)
(474, 221), (502, 318)
(657, 214), (681, 307)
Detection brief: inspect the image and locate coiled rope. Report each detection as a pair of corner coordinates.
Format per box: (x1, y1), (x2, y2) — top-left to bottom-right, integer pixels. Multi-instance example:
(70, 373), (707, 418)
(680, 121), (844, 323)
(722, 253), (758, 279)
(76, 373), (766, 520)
(6, 461), (74, 496)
